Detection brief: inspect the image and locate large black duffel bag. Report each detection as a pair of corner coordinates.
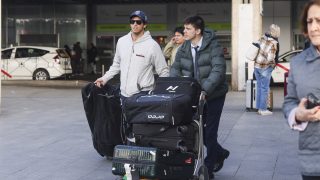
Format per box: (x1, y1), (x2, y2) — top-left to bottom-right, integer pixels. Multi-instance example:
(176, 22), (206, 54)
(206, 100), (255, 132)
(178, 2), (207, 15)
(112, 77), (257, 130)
(132, 122), (198, 152)
(112, 145), (195, 180)
(152, 77), (202, 107)
(81, 82), (123, 157)
(123, 93), (193, 125)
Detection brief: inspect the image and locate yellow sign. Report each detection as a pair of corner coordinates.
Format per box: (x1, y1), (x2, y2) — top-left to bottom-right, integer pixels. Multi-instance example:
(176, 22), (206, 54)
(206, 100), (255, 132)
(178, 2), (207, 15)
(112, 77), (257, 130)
(206, 23), (231, 30)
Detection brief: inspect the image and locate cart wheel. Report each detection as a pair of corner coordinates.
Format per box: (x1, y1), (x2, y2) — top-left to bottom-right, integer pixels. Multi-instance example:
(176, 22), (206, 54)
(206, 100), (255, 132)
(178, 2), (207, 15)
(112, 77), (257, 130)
(198, 165), (209, 180)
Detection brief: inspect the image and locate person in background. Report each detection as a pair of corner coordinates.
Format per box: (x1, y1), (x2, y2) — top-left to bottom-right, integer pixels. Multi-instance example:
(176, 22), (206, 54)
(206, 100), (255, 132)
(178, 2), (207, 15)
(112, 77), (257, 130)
(163, 26), (185, 66)
(70, 43), (77, 75)
(73, 41), (83, 75)
(94, 10), (169, 98)
(283, 1), (320, 179)
(254, 24), (280, 115)
(64, 44), (71, 58)
(87, 43), (98, 74)
(170, 15), (229, 180)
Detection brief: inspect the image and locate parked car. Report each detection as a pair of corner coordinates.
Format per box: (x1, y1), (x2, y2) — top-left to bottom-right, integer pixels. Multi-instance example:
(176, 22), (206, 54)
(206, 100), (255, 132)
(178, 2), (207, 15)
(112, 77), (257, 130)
(271, 49), (302, 84)
(1, 46), (72, 80)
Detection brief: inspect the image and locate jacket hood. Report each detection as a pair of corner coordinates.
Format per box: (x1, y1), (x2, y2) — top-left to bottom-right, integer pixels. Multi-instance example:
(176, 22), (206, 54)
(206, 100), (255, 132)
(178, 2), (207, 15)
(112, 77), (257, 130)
(129, 30), (152, 43)
(200, 29), (215, 50)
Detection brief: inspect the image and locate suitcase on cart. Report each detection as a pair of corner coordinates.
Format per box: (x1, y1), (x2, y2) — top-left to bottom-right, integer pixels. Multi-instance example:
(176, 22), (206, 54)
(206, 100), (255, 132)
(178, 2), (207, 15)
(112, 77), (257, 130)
(152, 77), (202, 107)
(123, 94), (193, 125)
(112, 145), (195, 179)
(132, 122), (198, 152)
(245, 79), (273, 111)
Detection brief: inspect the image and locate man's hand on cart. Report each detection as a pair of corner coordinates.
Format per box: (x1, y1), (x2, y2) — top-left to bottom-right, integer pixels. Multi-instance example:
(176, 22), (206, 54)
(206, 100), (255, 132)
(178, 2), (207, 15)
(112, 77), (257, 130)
(200, 91), (207, 100)
(198, 91), (207, 116)
(94, 77), (105, 88)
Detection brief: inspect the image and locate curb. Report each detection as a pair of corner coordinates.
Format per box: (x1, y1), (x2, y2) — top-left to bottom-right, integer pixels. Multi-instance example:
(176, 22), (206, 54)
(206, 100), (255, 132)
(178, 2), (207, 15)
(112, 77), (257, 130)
(1, 80), (91, 89)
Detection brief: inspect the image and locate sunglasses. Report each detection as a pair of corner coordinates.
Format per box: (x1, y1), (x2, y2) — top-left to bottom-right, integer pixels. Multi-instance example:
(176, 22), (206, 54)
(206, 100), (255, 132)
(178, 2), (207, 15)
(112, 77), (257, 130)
(130, 20), (143, 25)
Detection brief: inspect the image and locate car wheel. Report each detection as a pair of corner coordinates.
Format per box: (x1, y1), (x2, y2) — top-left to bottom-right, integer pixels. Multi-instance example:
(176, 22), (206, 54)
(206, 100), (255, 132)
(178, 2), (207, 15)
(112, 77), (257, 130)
(33, 69), (50, 80)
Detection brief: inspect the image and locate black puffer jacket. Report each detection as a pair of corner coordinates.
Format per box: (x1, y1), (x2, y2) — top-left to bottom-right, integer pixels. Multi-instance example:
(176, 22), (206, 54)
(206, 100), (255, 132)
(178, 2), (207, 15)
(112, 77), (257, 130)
(170, 29), (228, 100)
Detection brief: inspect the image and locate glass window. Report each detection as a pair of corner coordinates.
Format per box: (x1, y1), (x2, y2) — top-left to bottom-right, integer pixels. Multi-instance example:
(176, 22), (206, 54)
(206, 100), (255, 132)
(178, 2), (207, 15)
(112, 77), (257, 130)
(56, 18), (86, 49)
(2, 49), (13, 59)
(15, 48), (29, 58)
(16, 18), (54, 35)
(14, 48), (48, 58)
(280, 52), (301, 63)
(32, 48), (49, 57)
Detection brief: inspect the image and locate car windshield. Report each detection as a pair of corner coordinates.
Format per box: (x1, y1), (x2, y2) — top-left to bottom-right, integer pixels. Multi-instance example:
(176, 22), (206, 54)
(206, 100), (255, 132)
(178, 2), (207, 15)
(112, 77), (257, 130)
(56, 49), (69, 58)
(279, 51), (301, 63)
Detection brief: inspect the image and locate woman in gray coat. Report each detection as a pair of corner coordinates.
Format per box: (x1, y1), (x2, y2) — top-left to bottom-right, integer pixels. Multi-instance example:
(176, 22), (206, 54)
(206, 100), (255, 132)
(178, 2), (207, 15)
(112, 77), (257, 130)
(283, 1), (320, 179)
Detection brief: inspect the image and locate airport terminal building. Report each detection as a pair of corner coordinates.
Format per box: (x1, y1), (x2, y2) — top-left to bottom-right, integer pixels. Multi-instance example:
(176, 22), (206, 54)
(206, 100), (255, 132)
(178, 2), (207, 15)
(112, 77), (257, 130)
(1, 0), (308, 90)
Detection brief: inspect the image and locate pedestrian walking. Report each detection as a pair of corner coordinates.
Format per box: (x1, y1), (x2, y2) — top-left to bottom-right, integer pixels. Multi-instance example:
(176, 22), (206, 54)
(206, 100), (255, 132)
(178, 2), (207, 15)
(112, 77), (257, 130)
(170, 15), (229, 179)
(283, 1), (320, 179)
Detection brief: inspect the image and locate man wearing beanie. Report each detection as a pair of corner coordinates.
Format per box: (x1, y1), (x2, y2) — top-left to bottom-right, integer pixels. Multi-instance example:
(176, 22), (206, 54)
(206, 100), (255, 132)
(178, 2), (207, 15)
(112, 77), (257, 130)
(94, 10), (169, 98)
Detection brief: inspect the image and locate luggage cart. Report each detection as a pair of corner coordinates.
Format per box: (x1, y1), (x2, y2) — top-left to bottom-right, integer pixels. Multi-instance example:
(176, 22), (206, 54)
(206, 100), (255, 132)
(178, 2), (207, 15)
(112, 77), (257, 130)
(112, 90), (209, 180)
(193, 92), (209, 180)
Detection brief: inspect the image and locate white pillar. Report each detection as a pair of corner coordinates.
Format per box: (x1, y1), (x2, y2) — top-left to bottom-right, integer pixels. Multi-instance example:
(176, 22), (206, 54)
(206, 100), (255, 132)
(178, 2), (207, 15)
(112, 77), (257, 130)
(231, 0), (262, 91)
(0, 0), (2, 112)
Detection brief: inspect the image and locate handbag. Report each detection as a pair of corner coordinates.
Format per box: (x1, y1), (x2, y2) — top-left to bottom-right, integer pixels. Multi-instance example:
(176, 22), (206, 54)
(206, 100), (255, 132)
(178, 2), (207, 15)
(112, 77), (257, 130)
(245, 42), (260, 61)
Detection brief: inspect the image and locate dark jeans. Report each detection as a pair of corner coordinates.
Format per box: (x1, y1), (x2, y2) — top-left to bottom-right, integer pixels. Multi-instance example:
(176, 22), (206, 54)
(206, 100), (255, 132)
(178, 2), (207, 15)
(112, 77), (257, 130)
(203, 94), (227, 174)
(302, 175), (320, 180)
(71, 59), (81, 74)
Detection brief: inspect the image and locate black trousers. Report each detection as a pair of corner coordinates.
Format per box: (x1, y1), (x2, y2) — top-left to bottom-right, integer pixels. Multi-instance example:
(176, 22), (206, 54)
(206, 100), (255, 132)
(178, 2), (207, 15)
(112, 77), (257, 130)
(203, 95), (226, 174)
(302, 175), (320, 180)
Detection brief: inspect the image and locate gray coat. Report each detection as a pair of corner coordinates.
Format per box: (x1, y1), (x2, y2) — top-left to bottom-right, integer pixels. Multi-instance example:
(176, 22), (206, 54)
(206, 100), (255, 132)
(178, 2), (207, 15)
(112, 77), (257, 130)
(283, 44), (320, 176)
(170, 29), (228, 100)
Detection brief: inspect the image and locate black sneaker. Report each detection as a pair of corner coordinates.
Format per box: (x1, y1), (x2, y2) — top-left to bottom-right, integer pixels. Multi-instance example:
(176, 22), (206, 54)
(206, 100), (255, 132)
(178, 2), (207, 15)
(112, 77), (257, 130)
(213, 149), (230, 172)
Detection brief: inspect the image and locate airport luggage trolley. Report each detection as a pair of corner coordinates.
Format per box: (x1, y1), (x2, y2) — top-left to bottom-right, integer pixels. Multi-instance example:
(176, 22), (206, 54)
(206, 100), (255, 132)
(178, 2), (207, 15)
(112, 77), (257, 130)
(112, 88), (209, 180)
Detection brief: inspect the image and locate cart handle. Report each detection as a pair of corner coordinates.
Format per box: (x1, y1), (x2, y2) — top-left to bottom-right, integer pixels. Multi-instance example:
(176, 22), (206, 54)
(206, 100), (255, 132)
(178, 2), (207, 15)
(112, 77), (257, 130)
(198, 91), (206, 116)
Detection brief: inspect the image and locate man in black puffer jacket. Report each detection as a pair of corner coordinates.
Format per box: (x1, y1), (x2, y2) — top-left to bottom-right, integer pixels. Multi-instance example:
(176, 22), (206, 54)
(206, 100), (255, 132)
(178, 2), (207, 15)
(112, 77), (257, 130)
(170, 15), (229, 179)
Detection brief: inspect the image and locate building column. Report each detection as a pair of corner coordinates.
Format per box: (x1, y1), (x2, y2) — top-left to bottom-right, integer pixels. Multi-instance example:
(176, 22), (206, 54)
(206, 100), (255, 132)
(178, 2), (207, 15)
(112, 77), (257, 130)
(231, 0), (262, 91)
(0, 0), (2, 112)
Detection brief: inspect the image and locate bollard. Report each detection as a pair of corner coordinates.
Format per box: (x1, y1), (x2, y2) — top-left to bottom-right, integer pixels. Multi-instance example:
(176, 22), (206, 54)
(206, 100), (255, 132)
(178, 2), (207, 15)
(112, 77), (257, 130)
(101, 65), (104, 76)
(284, 71), (289, 97)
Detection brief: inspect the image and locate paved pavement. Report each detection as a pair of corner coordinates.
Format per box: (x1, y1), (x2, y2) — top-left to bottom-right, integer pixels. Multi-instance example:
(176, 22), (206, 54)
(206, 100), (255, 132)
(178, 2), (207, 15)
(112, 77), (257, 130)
(0, 81), (302, 180)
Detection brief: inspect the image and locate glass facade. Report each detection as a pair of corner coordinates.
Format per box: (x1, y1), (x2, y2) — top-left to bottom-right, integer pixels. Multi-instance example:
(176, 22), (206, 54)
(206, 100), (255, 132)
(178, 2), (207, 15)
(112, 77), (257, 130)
(2, 4), (87, 49)
(1, 0), (308, 75)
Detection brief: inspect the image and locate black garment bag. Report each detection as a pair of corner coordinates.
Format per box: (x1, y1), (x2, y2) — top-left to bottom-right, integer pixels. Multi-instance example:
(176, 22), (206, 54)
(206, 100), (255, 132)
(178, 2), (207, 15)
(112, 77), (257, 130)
(81, 82), (123, 157)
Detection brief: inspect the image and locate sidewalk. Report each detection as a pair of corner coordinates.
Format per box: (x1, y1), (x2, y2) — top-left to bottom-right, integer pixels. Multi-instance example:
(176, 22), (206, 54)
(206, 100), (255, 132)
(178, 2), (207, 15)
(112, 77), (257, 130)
(0, 84), (301, 180)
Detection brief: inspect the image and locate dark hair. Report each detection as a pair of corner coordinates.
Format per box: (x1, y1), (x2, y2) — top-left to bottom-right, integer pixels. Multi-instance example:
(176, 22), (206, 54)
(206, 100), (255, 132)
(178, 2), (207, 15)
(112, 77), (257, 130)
(174, 26), (184, 36)
(183, 15), (205, 35)
(300, 0), (320, 36)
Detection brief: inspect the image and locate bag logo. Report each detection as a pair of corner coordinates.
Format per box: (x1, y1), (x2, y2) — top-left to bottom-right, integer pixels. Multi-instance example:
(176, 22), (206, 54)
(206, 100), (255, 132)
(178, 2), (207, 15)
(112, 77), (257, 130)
(147, 115), (165, 119)
(166, 86), (179, 91)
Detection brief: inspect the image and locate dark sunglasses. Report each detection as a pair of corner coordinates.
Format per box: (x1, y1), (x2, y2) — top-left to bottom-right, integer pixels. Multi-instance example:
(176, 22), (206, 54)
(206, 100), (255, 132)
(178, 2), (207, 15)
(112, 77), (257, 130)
(130, 20), (143, 25)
